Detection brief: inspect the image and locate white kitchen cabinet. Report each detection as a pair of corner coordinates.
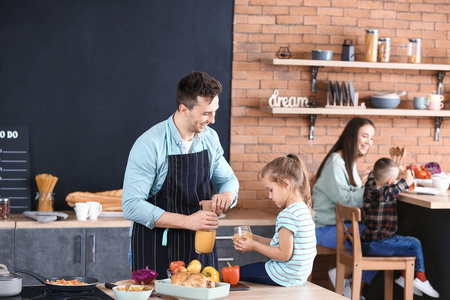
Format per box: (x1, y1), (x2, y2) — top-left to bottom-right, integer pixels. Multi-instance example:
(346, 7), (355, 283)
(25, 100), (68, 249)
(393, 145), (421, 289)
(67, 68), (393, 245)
(14, 227), (130, 285)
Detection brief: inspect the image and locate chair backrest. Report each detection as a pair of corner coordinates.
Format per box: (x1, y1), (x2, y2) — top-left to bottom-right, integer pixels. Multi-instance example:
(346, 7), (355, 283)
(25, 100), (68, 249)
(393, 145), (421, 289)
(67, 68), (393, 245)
(335, 202), (363, 261)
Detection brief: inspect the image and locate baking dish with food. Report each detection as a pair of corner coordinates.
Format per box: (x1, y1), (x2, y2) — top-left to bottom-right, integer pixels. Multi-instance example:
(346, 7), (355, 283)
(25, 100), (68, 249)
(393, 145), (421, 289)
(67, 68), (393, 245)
(155, 279), (230, 300)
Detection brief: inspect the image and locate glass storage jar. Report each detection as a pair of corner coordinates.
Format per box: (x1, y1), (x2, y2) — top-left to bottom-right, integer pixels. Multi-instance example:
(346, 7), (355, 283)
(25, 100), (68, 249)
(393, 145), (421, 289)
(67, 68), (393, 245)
(377, 37), (391, 63)
(407, 38), (421, 63)
(364, 29), (378, 62)
(0, 198), (10, 220)
(36, 192), (55, 212)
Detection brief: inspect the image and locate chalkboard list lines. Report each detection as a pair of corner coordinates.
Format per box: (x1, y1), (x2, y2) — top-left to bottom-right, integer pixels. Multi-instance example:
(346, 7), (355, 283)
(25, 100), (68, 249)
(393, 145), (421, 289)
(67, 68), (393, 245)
(0, 126), (31, 213)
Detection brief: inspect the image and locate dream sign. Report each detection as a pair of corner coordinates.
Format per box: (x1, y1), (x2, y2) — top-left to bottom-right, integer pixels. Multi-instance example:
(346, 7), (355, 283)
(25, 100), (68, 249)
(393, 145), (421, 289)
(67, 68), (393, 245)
(268, 89), (309, 108)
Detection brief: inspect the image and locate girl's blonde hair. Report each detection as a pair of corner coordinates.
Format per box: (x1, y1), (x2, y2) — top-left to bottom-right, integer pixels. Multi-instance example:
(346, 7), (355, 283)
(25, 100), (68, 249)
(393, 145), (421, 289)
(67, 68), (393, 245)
(261, 154), (313, 215)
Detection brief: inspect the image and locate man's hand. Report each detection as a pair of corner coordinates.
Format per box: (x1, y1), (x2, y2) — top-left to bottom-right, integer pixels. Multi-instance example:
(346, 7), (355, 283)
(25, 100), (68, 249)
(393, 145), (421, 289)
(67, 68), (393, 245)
(209, 192), (235, 216)
(185, 210), (218, 231)
(155, 210), (218, 231)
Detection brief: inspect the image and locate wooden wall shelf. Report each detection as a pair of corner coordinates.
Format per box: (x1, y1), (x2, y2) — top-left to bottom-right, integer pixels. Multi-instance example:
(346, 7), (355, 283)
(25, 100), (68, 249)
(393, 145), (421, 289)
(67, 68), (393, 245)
(261, 58), (450, 140)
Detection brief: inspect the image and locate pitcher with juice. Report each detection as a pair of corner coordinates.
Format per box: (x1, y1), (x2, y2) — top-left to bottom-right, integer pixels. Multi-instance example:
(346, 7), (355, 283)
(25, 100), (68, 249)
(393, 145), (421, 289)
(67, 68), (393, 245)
(195, 201), (217, 254)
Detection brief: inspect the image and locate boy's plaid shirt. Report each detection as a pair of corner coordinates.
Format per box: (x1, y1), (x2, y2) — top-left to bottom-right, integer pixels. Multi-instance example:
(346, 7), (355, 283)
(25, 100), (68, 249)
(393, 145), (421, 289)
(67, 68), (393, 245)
(361, 173), (409, 241)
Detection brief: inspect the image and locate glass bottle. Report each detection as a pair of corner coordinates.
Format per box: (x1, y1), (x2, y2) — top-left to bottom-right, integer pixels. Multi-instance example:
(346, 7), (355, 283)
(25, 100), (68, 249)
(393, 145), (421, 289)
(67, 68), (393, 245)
(407, 38), (421, 64)
(194, 201), (216, 254)
(364, 29), (378, 62)
(377, 37), (391, 63)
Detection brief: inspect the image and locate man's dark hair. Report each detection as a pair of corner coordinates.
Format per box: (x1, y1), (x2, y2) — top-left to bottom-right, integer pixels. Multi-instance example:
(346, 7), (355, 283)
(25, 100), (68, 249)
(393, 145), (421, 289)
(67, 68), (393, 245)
(176, 71), (222, 110)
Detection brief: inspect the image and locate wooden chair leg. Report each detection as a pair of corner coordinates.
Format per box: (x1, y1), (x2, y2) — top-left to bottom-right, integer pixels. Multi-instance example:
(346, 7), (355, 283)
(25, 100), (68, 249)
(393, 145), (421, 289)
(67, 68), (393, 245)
(404, 261), (415, 300)
(335, 262), (346, 295)
(384, 270), (394, 300)
(351, 267), (362, 300)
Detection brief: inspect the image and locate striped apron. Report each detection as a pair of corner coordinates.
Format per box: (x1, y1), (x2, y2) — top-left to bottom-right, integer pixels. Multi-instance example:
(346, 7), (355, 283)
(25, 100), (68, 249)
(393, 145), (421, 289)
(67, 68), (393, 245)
(131, 122), (218, 277)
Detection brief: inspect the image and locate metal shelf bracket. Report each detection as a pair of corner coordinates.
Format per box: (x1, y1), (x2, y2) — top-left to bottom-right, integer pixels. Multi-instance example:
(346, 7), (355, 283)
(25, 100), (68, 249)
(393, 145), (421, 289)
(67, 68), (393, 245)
(311, 66), (322, 93)
(438, 71), (446, 95)
(435, 117), (444, 141)
(309, 114), (317, 140)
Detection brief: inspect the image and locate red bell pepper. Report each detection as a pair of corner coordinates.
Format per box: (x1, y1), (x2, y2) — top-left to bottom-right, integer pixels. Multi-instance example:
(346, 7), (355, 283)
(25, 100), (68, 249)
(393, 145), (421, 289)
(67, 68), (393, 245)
(221, 262), (240, 285)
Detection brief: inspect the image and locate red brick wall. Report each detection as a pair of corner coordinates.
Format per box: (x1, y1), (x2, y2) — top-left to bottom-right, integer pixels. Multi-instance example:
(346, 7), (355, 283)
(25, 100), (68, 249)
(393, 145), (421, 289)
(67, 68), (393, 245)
(230, 0), (450, 208)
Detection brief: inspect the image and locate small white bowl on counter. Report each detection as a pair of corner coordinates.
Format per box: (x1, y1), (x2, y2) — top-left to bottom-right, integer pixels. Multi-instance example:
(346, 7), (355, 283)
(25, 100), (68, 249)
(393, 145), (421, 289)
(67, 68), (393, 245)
(112, 285), (153, 300)
(432, 175), (450, 191)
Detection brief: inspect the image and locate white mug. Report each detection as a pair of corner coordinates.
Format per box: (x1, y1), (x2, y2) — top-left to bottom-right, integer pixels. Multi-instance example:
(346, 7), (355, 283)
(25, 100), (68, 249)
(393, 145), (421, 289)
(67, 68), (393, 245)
(428, 94), (444, 103)
(74, 203), (91, 221)
(86, 201), (103, 220)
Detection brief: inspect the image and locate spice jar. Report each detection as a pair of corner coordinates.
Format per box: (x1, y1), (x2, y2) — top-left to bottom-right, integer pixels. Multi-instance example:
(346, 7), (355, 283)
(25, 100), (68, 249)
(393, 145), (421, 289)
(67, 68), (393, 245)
(407, 38), (421, 63)
(364, 29), (378, 62)
(0, 198), (10, 220)
(377, 37), (391, 63)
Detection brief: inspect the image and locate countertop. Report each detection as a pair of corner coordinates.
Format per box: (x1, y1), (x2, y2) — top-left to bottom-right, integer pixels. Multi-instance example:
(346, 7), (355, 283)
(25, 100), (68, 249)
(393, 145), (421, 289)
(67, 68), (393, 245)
(398, 190), (450, 209)
(97, 281), (347, 300)
(0, 208), (279, 229)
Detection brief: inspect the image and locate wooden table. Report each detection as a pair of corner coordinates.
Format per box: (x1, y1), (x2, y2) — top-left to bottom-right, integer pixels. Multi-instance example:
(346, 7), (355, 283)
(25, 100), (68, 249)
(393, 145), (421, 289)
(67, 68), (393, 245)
(398, 190), (450, 209)
(98, 281), (347, 299)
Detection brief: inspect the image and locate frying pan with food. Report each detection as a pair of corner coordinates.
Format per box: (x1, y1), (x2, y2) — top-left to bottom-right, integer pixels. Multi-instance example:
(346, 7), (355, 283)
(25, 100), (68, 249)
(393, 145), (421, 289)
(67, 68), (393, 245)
(15, 270), (98, 292)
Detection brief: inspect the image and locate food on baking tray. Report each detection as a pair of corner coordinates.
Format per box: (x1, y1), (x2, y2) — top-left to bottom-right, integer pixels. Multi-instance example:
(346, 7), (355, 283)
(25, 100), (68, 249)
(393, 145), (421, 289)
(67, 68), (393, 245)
(46, 279), (88, 285)
(65, 189), (122, 211)
(170, 271), (215, 288)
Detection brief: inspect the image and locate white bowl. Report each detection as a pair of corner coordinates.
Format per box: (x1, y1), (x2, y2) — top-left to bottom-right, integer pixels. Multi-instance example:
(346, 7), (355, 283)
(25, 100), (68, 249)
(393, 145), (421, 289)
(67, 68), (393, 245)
(112, 285), (153, 300)
(432, 176), (450, 191)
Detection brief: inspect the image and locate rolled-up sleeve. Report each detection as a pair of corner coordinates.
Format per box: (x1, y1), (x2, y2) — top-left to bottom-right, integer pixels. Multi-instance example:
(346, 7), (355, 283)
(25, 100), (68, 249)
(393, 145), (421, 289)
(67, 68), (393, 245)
(122, 137), (165, 230)
(208, 131), (239, 208)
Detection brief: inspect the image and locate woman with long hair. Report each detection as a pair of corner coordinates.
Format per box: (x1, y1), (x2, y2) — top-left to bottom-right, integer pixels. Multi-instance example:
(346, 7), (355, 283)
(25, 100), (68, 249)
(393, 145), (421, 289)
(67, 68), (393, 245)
(312, 117), (376, 297)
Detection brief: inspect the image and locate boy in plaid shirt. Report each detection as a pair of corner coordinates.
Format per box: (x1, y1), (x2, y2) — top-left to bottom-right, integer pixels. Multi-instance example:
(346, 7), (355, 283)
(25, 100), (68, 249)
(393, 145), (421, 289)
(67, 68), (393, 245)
(361, 158), (439, 298)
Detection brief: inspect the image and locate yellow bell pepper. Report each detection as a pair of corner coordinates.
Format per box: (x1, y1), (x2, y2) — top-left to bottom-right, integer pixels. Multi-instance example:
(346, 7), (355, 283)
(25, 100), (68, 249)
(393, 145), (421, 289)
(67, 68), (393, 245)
(202, 266), (220, 282)
(187, 259), (202, 273)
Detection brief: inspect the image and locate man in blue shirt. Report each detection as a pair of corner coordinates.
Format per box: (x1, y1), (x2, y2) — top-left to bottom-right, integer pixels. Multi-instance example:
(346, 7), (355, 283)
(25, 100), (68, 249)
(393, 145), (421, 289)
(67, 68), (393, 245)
(122, 71), (239, 277)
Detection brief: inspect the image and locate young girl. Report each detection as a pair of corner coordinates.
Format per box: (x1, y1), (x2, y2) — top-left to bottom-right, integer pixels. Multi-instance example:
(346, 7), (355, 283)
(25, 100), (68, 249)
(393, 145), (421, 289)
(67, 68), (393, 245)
(233, 154), (317, 286)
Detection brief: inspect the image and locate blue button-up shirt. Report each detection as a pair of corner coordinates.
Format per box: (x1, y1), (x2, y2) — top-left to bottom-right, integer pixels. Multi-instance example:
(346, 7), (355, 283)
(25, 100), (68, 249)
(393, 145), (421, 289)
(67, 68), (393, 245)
(122, 115), (239, 230)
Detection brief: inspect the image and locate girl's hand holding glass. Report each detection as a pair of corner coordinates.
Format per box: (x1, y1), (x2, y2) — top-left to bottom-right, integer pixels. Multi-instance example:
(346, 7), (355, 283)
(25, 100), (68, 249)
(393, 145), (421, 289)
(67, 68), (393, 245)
(233, 226), (254, 253)
(233, 226), (253, 241)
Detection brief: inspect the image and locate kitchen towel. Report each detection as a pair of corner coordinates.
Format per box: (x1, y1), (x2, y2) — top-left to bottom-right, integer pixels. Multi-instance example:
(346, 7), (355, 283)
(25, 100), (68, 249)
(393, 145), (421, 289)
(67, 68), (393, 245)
(23, 211), (68, 223)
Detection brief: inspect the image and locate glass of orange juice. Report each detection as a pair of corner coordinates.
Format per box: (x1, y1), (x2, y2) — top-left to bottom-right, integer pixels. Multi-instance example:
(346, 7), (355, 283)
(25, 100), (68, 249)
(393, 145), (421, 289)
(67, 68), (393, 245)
(233, 225), (253, 240)
(195, 200), (216, 254)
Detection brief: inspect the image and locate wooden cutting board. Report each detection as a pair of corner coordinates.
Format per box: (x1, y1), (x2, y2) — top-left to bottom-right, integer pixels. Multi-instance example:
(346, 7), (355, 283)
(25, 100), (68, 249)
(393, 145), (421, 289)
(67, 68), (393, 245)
(115, 279), (155, 288)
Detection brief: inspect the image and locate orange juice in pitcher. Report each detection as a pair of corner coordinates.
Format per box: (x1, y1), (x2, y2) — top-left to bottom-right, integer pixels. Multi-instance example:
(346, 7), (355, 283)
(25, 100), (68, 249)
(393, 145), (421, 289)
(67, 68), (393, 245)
(194, 201), (216, 254)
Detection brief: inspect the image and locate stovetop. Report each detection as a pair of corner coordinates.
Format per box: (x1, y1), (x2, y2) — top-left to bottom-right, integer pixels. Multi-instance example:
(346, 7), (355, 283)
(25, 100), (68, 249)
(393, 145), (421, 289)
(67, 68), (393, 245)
(7, 285), (114, 300)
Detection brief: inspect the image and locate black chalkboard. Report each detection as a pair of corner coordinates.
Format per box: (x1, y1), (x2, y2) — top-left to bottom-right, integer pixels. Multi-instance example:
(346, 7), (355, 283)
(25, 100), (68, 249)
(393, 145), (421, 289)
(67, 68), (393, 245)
(0, 0), (233, 211)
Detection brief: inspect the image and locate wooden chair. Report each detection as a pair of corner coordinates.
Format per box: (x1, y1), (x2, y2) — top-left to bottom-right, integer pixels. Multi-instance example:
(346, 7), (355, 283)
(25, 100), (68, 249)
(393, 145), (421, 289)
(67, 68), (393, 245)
(308, 245), (336, 289)
(334, 202), (415, 300)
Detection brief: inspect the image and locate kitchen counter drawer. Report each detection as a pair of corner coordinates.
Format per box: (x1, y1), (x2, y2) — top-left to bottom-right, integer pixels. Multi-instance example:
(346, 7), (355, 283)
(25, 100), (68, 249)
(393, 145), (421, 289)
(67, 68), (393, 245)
(14, 227), (130, 285)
